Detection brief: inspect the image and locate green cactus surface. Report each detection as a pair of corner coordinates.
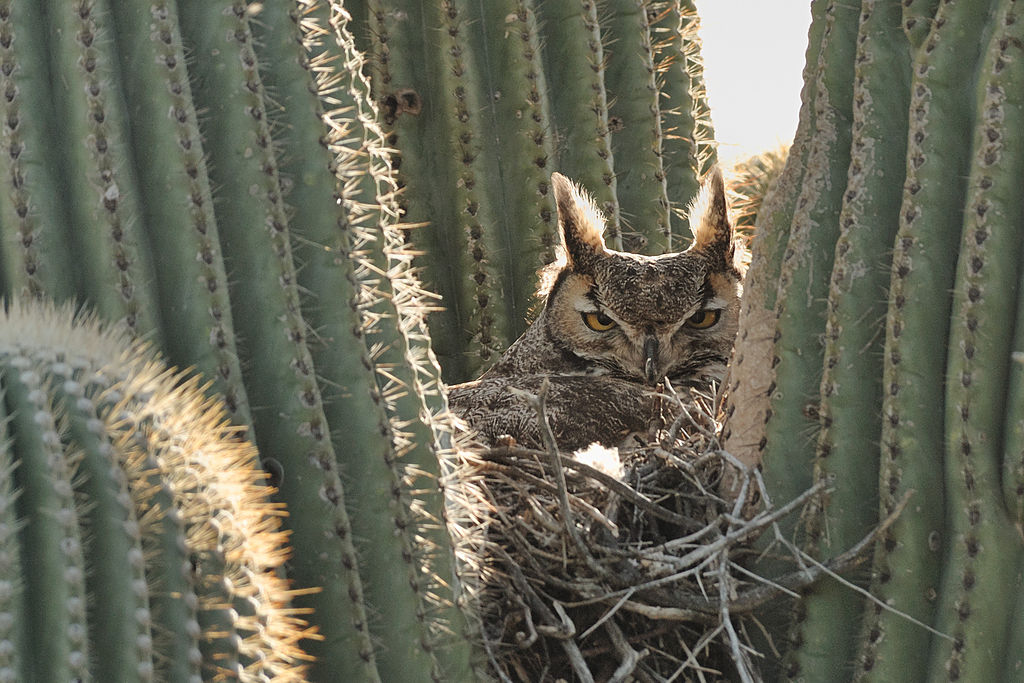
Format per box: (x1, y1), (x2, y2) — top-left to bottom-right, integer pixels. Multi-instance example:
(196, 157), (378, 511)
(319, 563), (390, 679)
(725, 0), (1024, 680)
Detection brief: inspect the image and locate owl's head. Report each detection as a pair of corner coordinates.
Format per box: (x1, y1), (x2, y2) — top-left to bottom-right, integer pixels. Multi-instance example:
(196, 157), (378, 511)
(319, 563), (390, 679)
(541, 169), (746, 386)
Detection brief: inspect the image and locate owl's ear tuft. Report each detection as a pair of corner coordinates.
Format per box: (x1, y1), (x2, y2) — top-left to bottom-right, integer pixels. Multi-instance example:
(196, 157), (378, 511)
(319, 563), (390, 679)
(552, 172), (608, 271)
(687, 166), (733, 255)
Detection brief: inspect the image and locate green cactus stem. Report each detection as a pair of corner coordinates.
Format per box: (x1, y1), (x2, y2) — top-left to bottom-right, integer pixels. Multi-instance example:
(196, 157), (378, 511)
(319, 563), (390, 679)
(44, 0), (158, 337)
(757, 0), (859, 551)
(366, 0), (481, 381)
(603, 0), (672, 252)
(537, 0), (621, 246)
(305, 3), (477, 678)
(857, 2), (999, 679)
(652, 0), (716, 231)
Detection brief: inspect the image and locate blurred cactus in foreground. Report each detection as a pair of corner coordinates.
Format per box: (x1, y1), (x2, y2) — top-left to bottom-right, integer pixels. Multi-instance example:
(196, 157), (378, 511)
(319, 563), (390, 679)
(724, 0), (1024, 680)
(0, 301), (310, 681)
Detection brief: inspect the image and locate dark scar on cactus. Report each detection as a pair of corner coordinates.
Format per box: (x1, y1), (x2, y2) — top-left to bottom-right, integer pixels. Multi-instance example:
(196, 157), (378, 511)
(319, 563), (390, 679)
(382, 88), (423, 124)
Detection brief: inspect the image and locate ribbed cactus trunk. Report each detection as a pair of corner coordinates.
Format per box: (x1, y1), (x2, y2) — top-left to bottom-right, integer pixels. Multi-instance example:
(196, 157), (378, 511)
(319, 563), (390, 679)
(724, 0), (1024, 680)
(0, 1), (477, 680)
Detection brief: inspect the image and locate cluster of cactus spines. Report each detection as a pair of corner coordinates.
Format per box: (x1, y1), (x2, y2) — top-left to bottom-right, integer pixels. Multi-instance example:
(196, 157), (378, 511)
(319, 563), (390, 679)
(0, 301), (311, 682)
(726, 0), (1024, 679)
(358, 0), (716, 381)
(307, 4), (477, 679)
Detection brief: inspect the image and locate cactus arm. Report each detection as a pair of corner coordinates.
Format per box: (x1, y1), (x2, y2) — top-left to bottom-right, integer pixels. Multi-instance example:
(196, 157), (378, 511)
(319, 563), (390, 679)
(535, 0), (621, 247)
(259, 3), (472, 679)
(930, 2), (1024, 677)
(603, 0), (672, 253)
(368, 0), (477, 381)
(324, 5), (477, 677)
(45, 0), (157, 338)
(0, 0), (77, 300)
(721, 0), (827, 470)
(651, 1), (715, 232)
(3, 369), (89, 682)
(791, 1), (912, 677)
(104, 1), (251, 424)
(172, 2), (378, 678)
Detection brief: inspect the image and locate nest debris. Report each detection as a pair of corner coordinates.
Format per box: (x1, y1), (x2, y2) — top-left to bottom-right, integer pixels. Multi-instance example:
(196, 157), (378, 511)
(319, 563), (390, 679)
(448, 381), (906, 682)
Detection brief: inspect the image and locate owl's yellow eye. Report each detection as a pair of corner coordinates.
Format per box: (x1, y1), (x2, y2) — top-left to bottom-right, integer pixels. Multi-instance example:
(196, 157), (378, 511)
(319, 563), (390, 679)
(582, 311), (617, 332)
(685, 309), (721, 329)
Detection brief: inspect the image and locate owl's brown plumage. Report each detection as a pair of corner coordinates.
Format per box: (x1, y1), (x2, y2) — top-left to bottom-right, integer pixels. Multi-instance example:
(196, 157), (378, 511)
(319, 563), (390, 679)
(449, 168), (745, 450)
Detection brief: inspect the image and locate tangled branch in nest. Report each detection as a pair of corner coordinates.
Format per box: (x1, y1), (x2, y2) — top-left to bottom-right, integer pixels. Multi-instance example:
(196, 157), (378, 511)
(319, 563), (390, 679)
(449, 382), (907, 682)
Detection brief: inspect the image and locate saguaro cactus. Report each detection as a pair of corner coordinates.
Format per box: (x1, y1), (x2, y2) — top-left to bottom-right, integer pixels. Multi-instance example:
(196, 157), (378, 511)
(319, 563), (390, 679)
(724, 0), (1024, 680)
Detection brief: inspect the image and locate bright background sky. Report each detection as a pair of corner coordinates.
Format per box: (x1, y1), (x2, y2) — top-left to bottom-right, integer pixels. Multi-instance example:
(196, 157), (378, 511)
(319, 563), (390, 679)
(695, 1), (812, 166)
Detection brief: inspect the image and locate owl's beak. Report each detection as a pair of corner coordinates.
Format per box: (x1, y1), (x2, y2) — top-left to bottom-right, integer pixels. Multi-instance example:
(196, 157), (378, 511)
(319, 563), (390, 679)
(643, 336), (659, 384)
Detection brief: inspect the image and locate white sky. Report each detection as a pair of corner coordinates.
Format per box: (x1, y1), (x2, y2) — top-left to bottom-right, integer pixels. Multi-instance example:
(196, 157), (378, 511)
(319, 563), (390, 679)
(695, 1), (812, 165)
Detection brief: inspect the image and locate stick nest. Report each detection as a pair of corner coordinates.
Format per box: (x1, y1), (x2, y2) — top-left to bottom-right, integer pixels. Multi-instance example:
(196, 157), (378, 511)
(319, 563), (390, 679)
(449, 382), (895, 682)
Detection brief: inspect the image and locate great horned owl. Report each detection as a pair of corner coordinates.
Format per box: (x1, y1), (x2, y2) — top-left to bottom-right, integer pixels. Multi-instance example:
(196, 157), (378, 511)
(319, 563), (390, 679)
(449, 168), (745, 450)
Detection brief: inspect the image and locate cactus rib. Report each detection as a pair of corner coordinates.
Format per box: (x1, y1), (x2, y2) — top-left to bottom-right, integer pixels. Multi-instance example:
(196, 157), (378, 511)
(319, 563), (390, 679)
(0, 0), (76, 300)
(105, 0), (251, 424)
(930, 0), (1024, 677)
(603, 0), (672, 252)
(44, 0), (158, 338)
